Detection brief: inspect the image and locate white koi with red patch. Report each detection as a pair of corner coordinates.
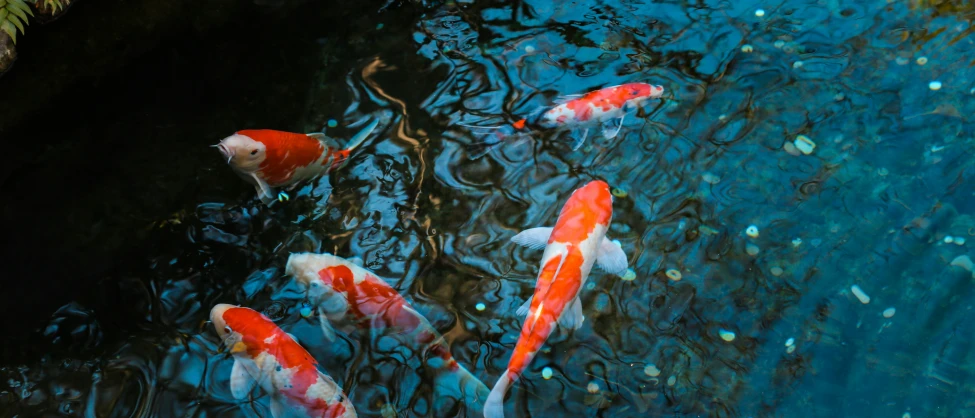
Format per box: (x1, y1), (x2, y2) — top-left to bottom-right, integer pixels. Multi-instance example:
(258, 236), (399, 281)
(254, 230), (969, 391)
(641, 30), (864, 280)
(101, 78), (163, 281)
(211, 304), (356, 418)
(482, 180), (628, 418)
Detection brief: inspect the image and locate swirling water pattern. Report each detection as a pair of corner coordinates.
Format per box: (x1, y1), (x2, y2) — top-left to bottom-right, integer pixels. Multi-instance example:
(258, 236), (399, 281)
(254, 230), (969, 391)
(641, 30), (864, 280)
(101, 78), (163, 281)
(3, 0), (975, 417)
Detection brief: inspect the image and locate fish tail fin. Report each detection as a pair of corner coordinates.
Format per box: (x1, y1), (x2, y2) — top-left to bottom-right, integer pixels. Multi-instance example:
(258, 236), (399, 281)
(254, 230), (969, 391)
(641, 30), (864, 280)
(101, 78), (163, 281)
(432, 362), (491, 413)
(460, 119), (530, 160)
(343, 112), (387, 152)
(483, 372), (513, 418)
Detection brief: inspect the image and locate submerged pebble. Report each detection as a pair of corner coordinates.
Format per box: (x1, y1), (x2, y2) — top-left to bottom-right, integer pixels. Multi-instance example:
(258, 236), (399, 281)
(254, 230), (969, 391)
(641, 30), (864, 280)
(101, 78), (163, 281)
(542, 367), (553, 380)
(950, 255), (973, 271)
(644, 364), (661, 377)
(745, 225), (760, 238)
(794, 135), (816, 155)
(851, 284), (871, 304)
(929, 81), (942, 90)
(475, 303), (486, 311)
(667, 375), (677, 386)
(770, 266), (784, 276)
(785, 337), (795, 347)
(883, 307), (896, 318)
(741, 44), (754, 53)
(587, 382), (600, 393)
(622, 269), (637, 281)
(299, 306), (313, 318)
(746, 243), (760, 256)
(327, 119), (338, 128)
(702, 172), (721, 184)
(665, 269), (682, 281)
(787, 345), (796, 354)
(718, 329), (736, 341)
(755, 9), (765, 17)
(944, 236), (954, 244)
(611, 188), (628, 198)
(916, 56), (928, 65)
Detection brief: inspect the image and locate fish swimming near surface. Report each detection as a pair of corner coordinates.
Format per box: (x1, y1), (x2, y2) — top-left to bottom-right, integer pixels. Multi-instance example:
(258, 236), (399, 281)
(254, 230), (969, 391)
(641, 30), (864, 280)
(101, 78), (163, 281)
(482, 180), (629, 418)
(210, 303), (357, 418)
(464, 83), (664, 159)
(285, 252), (490, 414)
(214, 116), (383, 205)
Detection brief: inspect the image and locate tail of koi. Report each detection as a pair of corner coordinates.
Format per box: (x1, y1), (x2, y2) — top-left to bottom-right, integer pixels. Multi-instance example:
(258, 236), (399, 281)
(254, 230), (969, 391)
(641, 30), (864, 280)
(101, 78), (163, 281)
(460, 120), (531, 160)
(482, 372), (513, 418)
(431, 361), (491, 415)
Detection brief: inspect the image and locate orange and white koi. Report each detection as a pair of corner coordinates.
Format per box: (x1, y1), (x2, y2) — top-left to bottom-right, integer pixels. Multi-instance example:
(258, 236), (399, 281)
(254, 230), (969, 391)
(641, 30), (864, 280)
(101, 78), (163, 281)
(214, 117), (381, 204)
(465, 83), (664, 159)
(482, 180), (628, 418)
(210, 304), (356, 418)
(285, 252), (490, 412)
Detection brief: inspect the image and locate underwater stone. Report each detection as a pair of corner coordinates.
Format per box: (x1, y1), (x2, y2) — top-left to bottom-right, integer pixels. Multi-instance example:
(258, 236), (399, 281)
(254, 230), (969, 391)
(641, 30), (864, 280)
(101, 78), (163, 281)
(916, 56), (928, 65)
(644, 364), (661, 377)
(719, 329), (736, 341)
(746, 243), (760, 256)
(851, 284), (870, 304)
(665, 269), (682, 281)
(622, 269), (637, 281)
(883, 307), (896, 318)
(794, 135), (816, 155)
(785, 337), (795, 347)
(542, 367), (553, 379)
(755, 9), (766, 17)
(950, 255), (973, 271)
(475, 303), (486, 311)
(929, 81), (942, 90)
(746, 225), (760, 238)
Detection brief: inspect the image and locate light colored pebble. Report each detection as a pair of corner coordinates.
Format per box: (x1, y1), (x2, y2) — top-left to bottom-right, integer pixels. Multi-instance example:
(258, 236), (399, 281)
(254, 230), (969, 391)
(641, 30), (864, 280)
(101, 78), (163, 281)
(785, 337), (795, 347)
(587, 381), (600, 393)
(954, 237), (966, 245)
(787, 345), (796, 354)
(741, 44), (754, 53)
(719, 329), (736, 342)
(525, 45), (536, 53)
(667, 375), (676, 386)
(851, 284), (871, 304)
(944, 236), (955, 244)
(903, 413), (911, 418)
(929, 81), (942, 90)
(774, 40), (785, 48)
(895, 56), (909, 65)
(916, 56), (928, 65)
(950, 255), (973, 271)
(299, 306), (314, 318)
(770, 266), (784, 276)
(794, 135), (816, 155)
(622, 269), (637, 281)
(783, 141), (800, 155)
(702, 172), (721, 184)
(542, 367), (553, 379)
(883, 307), (896, 318)
(475, 303), (486, 311)
(746, 243), (760, 256)
(877, 167), (889, 176)
(666, 269), (682, 281)
(611, 188), (628, 198)
(644, 364), (661, 377)
(746, 225), (760, 238)
(793, 61), (804, 69)
(792, 238), (802, 247)
(755, 9), (765, 17)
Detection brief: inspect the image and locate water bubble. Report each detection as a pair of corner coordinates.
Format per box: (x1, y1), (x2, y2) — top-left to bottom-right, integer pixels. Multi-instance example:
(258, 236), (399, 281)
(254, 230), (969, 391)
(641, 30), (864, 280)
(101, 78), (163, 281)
(525, 45), (536, 53)
(793, 60), (804, 69)
(895, 56), (909, 65)
(770, 266), (784, 276)
(667, 375), (677, 386)
(376, 23), (384, 30)
(792, 238), (803, 247)
(475, 303), (486, 311)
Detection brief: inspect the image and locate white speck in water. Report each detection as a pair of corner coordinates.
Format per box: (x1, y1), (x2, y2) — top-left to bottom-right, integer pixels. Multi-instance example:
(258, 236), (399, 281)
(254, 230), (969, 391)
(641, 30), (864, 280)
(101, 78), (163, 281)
(851, 285), (871, 304)
(774, 40), (785, 48)
(622, 269), (637, 281)
(475, 303), (486, 311)
(667, 375), (677, 386)
(945, 236), (955, 244)
(746, 243), (760, 256)
(883, 307), (896, 318)
(525, 45), (536, 53)
(702, 172), (721, 184)
(916, 56), (928, 65)
(929, 81), (942, 90)
(787, 345), (796, 354)
(755, 9), (766, 17)
(587, 381), (600, 393)
(793, 60), (804, 69)
(542, 367), (553, 379)
(794, 135), (816, 155)
(719, 329), (736, 341)
(792, 238), (803, 247)
(746, 225), (760, 238)
(771, 266), (784, 276)
(741, 44), (754, 53)
(785, 337), (795, 347)
(644, 364), (661, 377)
(665, 269), (682, 281)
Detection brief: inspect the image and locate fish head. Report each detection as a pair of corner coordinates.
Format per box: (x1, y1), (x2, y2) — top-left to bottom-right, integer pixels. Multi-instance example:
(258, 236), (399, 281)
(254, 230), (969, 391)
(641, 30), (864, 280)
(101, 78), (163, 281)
(215, 133), (267, 173)
(622, 83), (665, 105)
(568, 180), (614, 225)
(210, 303), (256, 354)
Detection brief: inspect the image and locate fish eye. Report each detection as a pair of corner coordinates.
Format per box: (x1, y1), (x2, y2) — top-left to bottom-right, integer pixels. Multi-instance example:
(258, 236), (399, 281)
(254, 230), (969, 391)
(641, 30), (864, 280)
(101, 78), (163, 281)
(250, 149), (259, 155)
(224, 326), (232, 333)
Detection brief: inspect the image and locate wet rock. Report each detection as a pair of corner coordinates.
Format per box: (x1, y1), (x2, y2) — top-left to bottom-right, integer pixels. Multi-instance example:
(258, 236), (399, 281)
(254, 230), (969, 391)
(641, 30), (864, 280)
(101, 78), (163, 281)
(0, 32), (13, 76)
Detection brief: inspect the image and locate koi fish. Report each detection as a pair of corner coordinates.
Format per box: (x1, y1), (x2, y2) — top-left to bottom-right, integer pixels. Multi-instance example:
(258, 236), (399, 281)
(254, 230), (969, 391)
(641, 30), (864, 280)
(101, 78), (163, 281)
(214, 116), (382, 205)
(285, 252), (490, 413)
(465, 83), (664, 159)
(210, 303), (357, 418)
(482, 180), (628, 418)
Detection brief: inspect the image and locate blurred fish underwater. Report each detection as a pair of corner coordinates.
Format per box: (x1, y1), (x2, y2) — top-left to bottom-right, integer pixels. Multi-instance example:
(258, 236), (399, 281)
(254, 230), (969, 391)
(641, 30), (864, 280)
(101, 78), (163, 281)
(1, 0), (975, 417)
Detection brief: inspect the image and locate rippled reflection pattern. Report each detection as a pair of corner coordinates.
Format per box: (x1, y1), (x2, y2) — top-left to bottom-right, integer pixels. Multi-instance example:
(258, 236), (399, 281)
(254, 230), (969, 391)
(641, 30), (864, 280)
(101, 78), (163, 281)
(4, 0), (975, 417)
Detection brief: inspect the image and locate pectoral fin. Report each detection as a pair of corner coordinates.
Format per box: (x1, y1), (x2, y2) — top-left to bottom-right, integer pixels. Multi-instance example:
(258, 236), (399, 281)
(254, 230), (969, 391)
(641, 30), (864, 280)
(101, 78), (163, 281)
(596, 237), (628, 276)
(230, 359), (256, 400)
(557, 297), (584, 330)
(601, 116), (625, 139)
(269, 396), (288, 418)
(250, 173), (275, 200)
(516, 297), (533, 317)
(318, 306), (337, 341)
(510, 227), (553, 250)
(569, 128), (589, 150)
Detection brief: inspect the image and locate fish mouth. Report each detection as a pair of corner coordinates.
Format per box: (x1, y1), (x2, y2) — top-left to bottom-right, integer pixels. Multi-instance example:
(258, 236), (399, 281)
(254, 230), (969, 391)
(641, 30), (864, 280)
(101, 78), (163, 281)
(213, 143), (234, 163)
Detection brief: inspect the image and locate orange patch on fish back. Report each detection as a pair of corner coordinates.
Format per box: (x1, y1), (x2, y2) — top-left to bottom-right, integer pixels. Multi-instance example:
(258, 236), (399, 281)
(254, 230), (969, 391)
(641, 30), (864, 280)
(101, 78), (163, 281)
(238, 130), (326, 186)
(548, 180), (613, 243)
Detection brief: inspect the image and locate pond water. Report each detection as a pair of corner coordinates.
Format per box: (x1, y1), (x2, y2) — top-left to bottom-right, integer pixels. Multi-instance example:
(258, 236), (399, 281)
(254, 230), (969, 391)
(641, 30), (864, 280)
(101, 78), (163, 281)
(2, 0), (975, 417)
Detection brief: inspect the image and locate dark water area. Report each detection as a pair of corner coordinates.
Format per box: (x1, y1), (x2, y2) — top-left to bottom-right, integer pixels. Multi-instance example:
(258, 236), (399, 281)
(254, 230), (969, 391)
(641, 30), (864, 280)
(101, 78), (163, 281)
(2, 0), (975, 417)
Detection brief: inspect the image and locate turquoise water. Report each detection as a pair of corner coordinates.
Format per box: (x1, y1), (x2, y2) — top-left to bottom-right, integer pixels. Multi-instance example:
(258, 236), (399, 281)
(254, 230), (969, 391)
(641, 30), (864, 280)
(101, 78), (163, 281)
(2, 0), (975, 417)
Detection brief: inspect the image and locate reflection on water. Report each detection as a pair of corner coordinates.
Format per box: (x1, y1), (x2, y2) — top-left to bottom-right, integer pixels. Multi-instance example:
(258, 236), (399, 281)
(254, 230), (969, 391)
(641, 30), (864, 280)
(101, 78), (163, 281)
(3, 0), (975, 417)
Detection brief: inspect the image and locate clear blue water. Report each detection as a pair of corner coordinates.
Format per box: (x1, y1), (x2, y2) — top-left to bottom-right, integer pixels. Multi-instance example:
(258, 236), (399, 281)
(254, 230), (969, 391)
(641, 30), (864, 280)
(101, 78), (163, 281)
(2, 0), (975, 417)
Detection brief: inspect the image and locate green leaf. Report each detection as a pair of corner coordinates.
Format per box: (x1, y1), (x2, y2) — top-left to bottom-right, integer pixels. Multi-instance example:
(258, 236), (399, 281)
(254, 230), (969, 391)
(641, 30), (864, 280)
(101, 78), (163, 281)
(8, 0), (33, 17)
(6, 3), (28, 22)
(8, 11), (25, 34)
(1, 20), (16, 44)
(0, 8), (8, 22)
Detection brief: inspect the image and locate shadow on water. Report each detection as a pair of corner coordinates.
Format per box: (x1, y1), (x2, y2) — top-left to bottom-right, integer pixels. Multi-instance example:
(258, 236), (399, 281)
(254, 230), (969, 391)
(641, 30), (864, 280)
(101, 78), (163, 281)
(2, 0), (975, 417)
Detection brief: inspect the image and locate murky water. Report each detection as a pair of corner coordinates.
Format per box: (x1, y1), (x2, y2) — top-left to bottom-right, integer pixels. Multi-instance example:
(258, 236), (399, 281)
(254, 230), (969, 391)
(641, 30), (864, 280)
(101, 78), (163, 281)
(3, 0), (975, 417)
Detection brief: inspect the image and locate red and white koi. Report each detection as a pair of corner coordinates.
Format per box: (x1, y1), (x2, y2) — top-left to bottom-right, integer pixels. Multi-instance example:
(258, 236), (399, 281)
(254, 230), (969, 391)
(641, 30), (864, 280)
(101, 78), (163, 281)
(214, 117), (381, 204)
(285, 252), (490, 412)
(465, 83), (664, 159)
(210, 304), (356, 418)
(482, 180), (628, 418)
